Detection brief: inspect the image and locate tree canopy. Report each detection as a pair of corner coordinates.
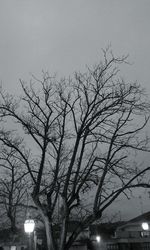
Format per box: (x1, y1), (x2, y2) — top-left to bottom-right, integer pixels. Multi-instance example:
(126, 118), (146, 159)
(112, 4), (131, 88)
(0, 50), (150, 250)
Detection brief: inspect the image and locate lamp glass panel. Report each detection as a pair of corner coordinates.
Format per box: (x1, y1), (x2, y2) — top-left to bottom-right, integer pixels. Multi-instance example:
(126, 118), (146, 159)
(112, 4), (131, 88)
(24, 219), (35, 233)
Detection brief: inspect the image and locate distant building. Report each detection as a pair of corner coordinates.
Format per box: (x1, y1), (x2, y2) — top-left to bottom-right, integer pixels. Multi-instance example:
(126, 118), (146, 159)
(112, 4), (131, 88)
(89, 211), (150, 250)
(115, 211), (150, 250)
(0, 228), (27, 250)
(0, 228), (46, 250)
(90, 222), (123, 250)
(1, 212), (150, 250)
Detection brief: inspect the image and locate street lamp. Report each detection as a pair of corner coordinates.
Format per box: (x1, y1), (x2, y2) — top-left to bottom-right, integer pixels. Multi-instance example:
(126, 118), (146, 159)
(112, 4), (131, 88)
(142, 222), (149, 231)
(24, 219), (35, 233)
(96, 235), (101, 243)
(24, 218), (35, 250)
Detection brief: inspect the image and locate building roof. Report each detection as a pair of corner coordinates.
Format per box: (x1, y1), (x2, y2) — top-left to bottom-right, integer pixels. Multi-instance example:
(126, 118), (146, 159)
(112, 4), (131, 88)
(115, 211), (150, 231)
(129, 211), (150, 223)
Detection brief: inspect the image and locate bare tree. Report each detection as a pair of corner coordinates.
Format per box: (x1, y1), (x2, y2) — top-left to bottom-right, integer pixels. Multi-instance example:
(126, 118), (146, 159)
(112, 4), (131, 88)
(0, 146), (28, 232)
(0, 49), (150, 250)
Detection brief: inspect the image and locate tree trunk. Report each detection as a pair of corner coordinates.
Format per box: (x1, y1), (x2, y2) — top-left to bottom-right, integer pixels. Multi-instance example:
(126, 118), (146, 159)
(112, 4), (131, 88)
(32, 196), (56, 250)
(43, 216), (55, 250)
(59, 218), (67, 250)
(8, 213), (17, 233)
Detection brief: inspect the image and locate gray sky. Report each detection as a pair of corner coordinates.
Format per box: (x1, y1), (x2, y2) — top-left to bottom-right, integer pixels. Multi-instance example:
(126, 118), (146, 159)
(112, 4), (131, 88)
(0, 0), (150, 220)
(0, 0), (150, 93)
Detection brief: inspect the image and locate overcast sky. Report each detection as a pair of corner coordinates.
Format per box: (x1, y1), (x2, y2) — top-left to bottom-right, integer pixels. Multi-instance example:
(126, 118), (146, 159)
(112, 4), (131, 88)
(0, 0), (150, 93)
(0, 0), (150, 220)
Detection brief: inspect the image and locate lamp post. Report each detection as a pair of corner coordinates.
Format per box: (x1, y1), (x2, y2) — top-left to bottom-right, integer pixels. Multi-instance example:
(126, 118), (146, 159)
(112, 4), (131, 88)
(24, 218), (35, 250)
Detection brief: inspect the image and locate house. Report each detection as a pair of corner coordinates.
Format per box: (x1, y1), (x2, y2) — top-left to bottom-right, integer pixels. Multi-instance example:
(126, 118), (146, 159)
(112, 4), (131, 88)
(89, 211), (150, 250)
(1, 212), (150, 250)
(115, 211), (150, 250)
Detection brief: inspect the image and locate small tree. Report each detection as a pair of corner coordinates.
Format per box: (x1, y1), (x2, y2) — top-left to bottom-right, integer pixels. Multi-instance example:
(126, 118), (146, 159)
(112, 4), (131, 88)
(0, 146), (28, 232)
(0, 49), (150, 250)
